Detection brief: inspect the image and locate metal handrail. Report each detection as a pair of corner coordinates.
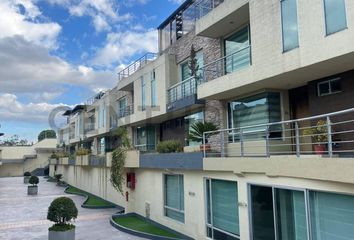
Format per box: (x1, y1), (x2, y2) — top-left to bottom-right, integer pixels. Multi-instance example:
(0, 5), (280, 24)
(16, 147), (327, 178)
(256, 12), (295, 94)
(203, 107), (354, 158)
(118, 53), (158, 81)
(195, 0), (225, 19)
(167, 76), (204, 104)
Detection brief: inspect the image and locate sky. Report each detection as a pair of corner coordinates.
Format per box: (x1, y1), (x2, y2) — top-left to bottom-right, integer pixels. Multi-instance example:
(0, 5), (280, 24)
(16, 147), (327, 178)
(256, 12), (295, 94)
(0, 0), (185, 143)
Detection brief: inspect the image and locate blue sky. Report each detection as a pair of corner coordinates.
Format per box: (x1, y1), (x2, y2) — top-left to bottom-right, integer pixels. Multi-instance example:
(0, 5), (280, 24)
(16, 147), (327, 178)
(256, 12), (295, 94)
(0, 0), (184, 143)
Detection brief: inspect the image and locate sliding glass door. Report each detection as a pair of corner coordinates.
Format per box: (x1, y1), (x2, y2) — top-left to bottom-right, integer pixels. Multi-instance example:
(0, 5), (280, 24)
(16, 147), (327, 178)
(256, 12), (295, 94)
(250, 185), (307, 240)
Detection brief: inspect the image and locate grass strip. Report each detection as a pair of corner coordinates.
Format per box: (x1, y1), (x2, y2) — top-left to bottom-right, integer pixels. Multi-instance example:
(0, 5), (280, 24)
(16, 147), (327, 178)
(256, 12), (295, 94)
(113, 216), (179, 239)
(66, 186), (115, 207)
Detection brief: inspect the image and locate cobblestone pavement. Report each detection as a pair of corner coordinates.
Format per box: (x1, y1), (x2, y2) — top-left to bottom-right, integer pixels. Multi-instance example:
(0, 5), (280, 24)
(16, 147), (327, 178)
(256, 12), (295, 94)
(0, 177), (144, 240)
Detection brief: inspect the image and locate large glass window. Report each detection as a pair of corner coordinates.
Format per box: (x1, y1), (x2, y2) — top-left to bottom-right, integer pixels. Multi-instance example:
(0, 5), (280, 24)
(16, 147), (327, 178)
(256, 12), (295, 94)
(224, 26), (251, 74)
(185, 111), (204, 146)
(151, 70), (157, 107)
(164, 175), (184, 223)
(135, 126), (156, 151)
(118, 97), (127, 118)
(324, 0), (347, 35)
(206, 179), (240, 240)
(228, 92), (281, 135)
(310, 191), (354, 240)
(141, 76), (146, 111)
(275, 189), (307, 240)
(281, 0), (299, 51)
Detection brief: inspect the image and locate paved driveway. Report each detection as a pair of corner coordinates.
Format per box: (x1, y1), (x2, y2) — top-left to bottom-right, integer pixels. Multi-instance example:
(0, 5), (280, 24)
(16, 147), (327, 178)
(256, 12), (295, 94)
(0, 177), (143, 240)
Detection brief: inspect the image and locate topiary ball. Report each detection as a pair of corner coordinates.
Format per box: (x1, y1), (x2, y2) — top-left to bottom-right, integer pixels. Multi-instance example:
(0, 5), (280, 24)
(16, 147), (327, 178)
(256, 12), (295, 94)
(47, 197), (78, 225)
(29, 176), (39, 185)
(24, 172), (31, 177)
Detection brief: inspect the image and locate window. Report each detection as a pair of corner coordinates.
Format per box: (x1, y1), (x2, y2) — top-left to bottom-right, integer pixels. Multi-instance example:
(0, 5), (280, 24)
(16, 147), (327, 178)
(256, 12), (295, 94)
(317, 78), (341, 96)
(118, 97), (127, 118)
(206, 179), (240, 239)
(141, 76), (146, 111)
(310, 191), (354, 240)
(224, 26), (251, 74)
(185, 112), (204, 146)
(324, 0), (347, 35)
(228, 92), (282, 137)
(249, 185), (354, 240)
(164, 174), (184, 223)
(151, 70), (157, 107)
(281, 0), (299, 51)
(135, 126), (156, 151)
(250, 186), (307, 240)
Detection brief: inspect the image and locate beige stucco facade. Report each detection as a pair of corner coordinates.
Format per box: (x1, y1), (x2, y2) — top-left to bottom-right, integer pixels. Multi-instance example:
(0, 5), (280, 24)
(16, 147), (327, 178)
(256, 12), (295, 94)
(0, 139), (57, 177)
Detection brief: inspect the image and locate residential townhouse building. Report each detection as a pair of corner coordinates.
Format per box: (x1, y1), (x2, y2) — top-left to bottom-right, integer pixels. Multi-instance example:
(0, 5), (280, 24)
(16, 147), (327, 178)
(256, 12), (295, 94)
(53, 0), (354, 239)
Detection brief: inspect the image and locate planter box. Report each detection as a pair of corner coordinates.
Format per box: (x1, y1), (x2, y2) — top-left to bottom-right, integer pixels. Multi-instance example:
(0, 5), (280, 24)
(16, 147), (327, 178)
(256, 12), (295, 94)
(28, 185), (38, 195)
(49, 229), (75, 240)
(24, 176), (30, 184)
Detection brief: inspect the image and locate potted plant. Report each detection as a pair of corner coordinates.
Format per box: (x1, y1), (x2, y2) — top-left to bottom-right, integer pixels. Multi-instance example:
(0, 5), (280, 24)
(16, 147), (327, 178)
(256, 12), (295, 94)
(188, 122), (219, 152)
(28, 176), (39, 195)
(303, 119), (328, 155)
(47, 197), (78, 240)
(23, 172), (31, 184)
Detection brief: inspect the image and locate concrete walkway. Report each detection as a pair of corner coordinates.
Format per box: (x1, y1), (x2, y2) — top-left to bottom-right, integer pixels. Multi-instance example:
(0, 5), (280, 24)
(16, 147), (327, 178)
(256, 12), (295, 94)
(0, 177), (144, 240)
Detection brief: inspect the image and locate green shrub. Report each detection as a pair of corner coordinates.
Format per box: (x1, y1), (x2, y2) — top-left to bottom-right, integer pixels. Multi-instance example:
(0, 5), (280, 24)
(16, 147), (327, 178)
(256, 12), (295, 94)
(24, 172), (31, 177)
(157, 140), (183, 153)
(54, 174), (62, 182)
(58, 152), (69, 158)
(75, 148), (91, 156)
(29, 176), (39, 186)
(47, 197), (78, 232)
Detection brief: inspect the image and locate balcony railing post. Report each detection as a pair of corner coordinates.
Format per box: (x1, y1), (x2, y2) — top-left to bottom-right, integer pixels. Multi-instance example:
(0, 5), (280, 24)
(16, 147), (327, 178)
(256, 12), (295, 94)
(265, 126), (270, 157)
(240, 128), (244, 157)
(295, 122), (300, 157)
(327, 116), (333, 157)
(221, 131), (225, 157)
(203, 132), (206, 158)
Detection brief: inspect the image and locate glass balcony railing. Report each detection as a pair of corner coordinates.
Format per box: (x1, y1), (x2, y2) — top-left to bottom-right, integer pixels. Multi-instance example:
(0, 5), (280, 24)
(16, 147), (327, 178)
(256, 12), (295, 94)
(195, 0), (225, 19)
(200, 46), (251, 83)
(118, 53), (158, 81)
(167, 76), (204, 104)
(118, 105), (134, 119)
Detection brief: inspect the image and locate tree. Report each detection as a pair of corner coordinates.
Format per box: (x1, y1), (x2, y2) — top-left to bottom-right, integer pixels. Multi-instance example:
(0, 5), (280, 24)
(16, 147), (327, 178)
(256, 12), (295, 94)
(188, 44), (200, 79)
(0, 135), (30, 146)
(47, 197), (78, 231)
(38, 130), (56, 141)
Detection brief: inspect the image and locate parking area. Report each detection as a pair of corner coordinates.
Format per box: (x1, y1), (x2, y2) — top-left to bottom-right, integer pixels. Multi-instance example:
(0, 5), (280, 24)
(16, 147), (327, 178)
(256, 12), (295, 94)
(0, 177), (143, 240)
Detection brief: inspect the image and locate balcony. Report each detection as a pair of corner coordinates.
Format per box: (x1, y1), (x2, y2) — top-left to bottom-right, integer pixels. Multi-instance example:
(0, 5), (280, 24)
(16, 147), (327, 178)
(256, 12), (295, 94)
(118, 53), (157, 81)
(166, 76), (205, 112)
(203, 108), (354, 158)
(118, 105), (134, 119)
(200, 46), (251, 83)
(202, 108), (354, 183)
(195, 0), (249, 38)
(89, 155), (106, 167)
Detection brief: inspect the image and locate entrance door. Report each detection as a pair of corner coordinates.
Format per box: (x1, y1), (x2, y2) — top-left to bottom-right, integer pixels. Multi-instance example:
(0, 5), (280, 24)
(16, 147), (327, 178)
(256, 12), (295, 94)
(289, 86), (312, 154)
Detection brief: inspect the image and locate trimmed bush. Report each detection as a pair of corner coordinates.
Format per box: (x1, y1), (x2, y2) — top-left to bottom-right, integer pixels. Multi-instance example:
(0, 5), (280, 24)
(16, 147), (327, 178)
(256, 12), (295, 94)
(24, 172), (31, 177)
(47, 197), (78, 232)
(29, 176), (39, 186)
(156, 140), (183, 153)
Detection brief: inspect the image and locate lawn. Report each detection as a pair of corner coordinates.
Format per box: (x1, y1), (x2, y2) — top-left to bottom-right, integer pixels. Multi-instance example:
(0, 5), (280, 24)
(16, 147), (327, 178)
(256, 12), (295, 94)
(65, 186), (116, 208)
(113, 215), (180, 239)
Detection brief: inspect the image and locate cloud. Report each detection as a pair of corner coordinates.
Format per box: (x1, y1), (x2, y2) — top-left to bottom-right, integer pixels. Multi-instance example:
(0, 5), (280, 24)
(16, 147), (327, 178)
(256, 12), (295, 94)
(0, 93), (70, 124)
(0, 0), (61, 49)
(46, 0), (133, 32)
(92, 29), (158, 67)
(0, 36), (116, 97)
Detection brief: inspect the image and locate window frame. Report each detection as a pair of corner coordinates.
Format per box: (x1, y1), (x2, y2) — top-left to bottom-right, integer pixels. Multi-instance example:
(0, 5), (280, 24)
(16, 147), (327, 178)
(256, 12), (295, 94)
(141, 76), (146, 111)
(280, 0), (300, 52)
(317, 77), (342, 97)
(151, 70), (157, 107)
(163, 174), (185, 223)
(323, 0), (348, 36)
(205, 178), (241, 240)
